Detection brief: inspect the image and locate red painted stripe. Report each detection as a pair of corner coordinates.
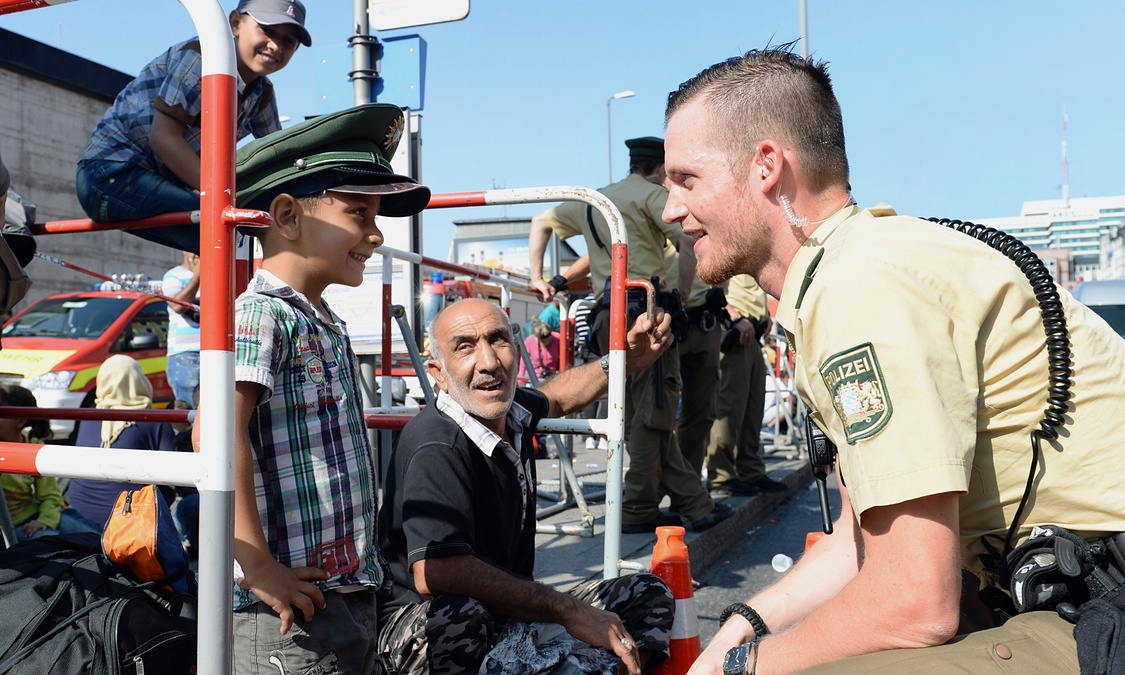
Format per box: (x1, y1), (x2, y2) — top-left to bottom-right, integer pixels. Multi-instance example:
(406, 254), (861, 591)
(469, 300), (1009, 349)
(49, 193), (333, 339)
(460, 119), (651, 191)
(0, 0), (56, 16)
(0, 442), (44, 476)
(363, 414), (416, 430)
(33, 212), (198, 235)
(199, 72), (237, 353)
(426, 191), (488, 209)
(610, 243), (628, 352)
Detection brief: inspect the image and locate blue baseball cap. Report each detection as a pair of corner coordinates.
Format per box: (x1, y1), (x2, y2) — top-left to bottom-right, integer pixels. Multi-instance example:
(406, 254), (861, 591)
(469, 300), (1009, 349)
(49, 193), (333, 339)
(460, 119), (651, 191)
(237, 0), (312, 48)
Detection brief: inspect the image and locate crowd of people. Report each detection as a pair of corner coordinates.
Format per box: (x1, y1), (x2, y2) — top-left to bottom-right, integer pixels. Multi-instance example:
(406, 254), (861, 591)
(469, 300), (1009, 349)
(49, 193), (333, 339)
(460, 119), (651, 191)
(1, 1), (1122, 669)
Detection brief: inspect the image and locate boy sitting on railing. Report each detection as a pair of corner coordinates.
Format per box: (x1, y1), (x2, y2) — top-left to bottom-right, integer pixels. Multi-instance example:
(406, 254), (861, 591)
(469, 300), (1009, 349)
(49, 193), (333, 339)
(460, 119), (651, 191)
(75, 0), (311, 253)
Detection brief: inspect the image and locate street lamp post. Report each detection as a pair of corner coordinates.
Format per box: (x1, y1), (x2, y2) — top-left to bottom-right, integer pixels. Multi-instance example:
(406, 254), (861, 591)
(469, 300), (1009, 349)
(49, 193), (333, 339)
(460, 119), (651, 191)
(606, 90), (636, 184)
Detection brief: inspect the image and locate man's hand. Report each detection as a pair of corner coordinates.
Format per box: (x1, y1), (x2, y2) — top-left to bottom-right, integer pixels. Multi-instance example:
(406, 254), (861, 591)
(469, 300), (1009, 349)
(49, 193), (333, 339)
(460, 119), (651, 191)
(530, 278), (558, 302)
(624, 309), (673, 374)
(238, 556), (328, 635)
(560, 603), (642, 675)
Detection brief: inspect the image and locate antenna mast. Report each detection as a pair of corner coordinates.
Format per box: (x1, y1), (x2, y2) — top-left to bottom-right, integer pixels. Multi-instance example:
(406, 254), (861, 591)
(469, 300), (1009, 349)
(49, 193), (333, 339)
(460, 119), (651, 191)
(1062, 107), (1070, 208)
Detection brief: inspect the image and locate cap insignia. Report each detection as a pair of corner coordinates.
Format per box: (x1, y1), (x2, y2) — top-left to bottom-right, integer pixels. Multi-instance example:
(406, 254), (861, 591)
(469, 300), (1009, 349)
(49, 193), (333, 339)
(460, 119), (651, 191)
(286, 5), (295, 17)
(819, 342), (892, 443)
(385, 115), (405, 154)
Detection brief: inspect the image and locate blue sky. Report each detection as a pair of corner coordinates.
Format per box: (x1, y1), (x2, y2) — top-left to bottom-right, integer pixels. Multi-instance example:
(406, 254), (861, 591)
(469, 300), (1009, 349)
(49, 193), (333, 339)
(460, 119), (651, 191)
(4, 1), (1125, 257)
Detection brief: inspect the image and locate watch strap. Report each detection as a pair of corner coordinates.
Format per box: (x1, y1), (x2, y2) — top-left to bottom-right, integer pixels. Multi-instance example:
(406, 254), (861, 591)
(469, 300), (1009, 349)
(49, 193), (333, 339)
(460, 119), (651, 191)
(719, 602), (769, 639)
(600, 354), (611, 378)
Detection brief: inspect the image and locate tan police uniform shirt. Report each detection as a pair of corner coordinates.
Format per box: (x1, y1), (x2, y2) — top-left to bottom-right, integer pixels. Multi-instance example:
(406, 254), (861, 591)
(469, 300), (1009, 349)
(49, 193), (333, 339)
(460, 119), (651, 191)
(663, 240), (683, 302)
(775, 203), (1125, 575)
(726, 274), (768, 322)
(538, 173), (680, 301)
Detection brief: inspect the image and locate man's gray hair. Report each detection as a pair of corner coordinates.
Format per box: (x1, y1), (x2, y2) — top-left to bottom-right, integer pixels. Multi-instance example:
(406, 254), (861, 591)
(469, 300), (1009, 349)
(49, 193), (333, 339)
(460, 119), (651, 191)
(425, 302), (518, 366)
(426, 317), (442, 363)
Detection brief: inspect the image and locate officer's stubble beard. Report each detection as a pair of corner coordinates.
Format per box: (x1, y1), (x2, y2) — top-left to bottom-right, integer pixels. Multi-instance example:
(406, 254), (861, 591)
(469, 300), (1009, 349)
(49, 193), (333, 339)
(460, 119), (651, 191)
(697, 195), (768, 287)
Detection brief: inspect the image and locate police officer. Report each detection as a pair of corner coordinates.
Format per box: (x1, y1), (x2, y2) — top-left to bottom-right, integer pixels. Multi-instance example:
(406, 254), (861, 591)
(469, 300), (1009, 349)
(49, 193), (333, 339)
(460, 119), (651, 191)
(664, 48), (1125, 674)
(530, 137), (729, 533)
(705, 274), (786, 497)
(674, 240), (724, 477)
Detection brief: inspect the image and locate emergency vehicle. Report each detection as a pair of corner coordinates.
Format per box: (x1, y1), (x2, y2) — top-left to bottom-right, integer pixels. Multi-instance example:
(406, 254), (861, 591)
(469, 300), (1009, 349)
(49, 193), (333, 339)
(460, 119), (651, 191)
(0, 289), (173, 440)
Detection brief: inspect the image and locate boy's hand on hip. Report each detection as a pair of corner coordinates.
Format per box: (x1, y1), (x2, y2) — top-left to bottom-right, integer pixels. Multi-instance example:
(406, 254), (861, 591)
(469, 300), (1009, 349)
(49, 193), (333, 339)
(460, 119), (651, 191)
(239, 559), (329, 634)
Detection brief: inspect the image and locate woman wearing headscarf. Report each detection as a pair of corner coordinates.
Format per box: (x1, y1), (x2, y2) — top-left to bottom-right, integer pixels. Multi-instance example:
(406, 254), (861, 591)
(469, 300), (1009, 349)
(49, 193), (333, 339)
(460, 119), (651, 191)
(66, 355), (176, 526)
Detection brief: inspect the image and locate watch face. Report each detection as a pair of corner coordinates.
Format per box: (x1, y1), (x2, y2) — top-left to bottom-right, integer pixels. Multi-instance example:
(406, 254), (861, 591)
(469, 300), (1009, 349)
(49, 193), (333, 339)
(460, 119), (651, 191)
(723, 644), (751, 675)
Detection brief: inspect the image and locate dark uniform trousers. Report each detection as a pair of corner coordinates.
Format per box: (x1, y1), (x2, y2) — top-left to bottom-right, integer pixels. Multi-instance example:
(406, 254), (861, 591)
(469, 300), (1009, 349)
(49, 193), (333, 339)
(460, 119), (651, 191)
(706, 338), (768, 486)
(677, 321), (722, 475)
(594, 312), (713, 524)
(376, 573), (674, 674)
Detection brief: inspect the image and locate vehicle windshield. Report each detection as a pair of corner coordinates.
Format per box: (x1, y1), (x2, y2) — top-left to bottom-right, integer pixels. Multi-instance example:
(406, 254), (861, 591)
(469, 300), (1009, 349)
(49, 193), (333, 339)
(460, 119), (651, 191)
(2, 297), (134, 339)
(1090, 305), (1125, 338)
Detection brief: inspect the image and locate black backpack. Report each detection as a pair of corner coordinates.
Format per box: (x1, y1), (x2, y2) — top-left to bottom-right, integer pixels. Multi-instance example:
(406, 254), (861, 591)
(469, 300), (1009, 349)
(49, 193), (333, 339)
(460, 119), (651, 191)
(0, 532), (196, 675)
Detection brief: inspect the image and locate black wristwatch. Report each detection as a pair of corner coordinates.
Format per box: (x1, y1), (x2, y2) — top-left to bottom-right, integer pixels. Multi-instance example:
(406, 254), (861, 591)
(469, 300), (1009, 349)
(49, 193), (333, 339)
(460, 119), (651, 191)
(723, 643), (752, 675)
(719, 602), (769, 640)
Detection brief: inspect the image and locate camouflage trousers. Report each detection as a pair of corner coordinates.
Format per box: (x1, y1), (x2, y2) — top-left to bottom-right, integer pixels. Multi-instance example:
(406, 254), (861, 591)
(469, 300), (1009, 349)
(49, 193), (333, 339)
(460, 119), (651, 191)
(376, 572), (674, 674)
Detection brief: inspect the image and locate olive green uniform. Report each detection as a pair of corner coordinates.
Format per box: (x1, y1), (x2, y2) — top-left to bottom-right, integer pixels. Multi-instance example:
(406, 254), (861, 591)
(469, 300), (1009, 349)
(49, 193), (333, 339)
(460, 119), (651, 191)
(779, 204), (1125, 673)
(539, 173), (713, 524)
(705, 275), (770, 487)
(540, 173), (681, 303)
(677, 273), (722, 474)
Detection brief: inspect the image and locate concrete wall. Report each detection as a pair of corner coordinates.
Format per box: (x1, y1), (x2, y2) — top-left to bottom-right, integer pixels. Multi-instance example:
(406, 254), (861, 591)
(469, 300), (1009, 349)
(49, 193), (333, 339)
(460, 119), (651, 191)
(0, 29), (182, 313)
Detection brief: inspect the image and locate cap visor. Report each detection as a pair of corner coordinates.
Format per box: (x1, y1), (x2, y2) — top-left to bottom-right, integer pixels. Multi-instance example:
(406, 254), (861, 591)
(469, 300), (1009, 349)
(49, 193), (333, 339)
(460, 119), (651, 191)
(329, 179), (432, 218)
(245, 11), (312, 47)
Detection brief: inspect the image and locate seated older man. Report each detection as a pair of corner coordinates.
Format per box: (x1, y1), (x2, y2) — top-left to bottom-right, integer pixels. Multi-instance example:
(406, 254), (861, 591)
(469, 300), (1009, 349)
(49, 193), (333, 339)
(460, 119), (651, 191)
(377, 298), (676, 675)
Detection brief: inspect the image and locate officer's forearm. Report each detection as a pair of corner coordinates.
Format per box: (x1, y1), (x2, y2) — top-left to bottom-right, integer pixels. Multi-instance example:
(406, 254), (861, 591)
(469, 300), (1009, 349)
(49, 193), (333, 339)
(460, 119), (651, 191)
(528, 216), (554, 281)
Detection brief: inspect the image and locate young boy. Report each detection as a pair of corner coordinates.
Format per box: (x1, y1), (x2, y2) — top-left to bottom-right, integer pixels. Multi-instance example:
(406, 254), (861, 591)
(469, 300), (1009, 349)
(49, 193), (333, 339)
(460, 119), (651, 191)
(228, 103), (430, 673)
(76, 0), (311, 253)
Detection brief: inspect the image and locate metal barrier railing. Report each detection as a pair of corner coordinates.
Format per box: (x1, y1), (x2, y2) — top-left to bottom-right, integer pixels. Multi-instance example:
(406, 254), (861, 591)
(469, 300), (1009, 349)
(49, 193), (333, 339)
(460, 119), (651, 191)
(1, 1), (245, 670)
(0, 6), (638, 674)
(762, 326), (806, 458)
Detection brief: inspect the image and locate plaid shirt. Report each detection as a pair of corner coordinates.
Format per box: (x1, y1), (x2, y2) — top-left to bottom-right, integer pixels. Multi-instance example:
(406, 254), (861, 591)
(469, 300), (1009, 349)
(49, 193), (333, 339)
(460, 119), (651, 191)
(80, 38), (279, 179)
(232, 270), (383, 610)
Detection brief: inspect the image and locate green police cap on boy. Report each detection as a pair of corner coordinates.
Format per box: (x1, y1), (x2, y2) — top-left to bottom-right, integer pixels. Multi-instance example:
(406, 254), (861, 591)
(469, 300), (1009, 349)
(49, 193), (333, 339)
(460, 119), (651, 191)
(236, 103), (431, 226)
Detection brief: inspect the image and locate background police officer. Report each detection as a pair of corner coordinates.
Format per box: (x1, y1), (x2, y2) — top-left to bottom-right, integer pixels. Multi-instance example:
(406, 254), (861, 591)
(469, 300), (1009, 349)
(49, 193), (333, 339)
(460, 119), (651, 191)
(530, 137), (728, 533)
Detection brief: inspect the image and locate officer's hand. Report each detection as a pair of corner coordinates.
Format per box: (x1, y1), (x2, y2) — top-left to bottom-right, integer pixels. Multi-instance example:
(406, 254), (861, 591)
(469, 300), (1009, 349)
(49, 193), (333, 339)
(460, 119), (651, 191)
(687, 613), (755, 675)
(737, 318), (756, 346)
(624, 309), (673, 374)
(530, 278), (557, 302)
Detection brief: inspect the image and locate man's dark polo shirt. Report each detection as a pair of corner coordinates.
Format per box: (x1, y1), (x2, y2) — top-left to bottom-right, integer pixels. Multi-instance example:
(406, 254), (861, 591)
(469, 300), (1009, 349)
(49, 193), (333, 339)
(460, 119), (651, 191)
(377, 387), (549, 622)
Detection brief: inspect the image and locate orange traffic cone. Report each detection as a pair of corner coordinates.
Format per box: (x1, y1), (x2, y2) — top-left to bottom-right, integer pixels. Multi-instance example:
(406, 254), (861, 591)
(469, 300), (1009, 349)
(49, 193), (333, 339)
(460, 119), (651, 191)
(650, 526), (701, 674)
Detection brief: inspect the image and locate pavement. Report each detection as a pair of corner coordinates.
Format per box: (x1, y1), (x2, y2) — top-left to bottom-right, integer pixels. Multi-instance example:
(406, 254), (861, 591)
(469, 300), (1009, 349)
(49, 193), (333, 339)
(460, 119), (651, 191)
(531, 434), (812, 591)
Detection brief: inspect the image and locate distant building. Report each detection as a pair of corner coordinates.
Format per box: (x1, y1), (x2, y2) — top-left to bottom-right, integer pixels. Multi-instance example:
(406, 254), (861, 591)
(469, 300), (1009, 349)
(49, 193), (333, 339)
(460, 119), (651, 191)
(975, 195), (1125, 287)
(450, 216), (580, 281)
(1, 27), (184, 311)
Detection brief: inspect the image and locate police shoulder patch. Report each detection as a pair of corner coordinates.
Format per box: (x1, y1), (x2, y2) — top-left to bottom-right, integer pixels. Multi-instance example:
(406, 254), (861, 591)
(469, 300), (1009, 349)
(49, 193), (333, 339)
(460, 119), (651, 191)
(819, 342), (892, 443)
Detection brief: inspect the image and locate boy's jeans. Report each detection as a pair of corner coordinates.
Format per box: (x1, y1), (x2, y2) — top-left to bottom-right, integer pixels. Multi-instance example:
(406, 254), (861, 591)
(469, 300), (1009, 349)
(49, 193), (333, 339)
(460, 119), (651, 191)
(167, 351), (200, 406)
(76, 159), (202, 252)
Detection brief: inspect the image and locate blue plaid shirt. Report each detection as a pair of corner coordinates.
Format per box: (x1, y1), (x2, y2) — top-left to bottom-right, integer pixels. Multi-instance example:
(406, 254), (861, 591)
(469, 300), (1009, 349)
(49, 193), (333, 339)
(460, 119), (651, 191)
(80, 38), (280, 180)
(232, 270), (384, 610)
